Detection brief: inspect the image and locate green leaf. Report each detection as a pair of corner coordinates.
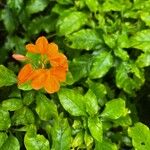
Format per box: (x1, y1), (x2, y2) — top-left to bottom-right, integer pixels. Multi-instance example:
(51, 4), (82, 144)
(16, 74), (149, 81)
(58, 88), (87, 116)
(0, 107), (11, 130)
(85, 0), (99, 12)
(24, 125), (50, 150)
(12, 107), (35, 126)
(101, 98), (128, 120)
(26, 0), (49, 15)
(2, 98), (23, 111)
(130, 29), (150, 52)
(57, 11), (87, 35)
(0, 135), (20, 150)
(116, 62), (145, 94)
(88, 116), (103, 142)
(58, 0), (73, 5)
(51, 117), (71, 150)
(0, 132), (8, 148)
(136, 52), (150, 68)
(23, 91), (35, 106)
(84, 131), (93, 147)
(89, 51), (113, 79)
(36, 94), (58, 121)
(140, 12), (150, 27)
(84, 90), (99, 116)
(95, 139), (117, 150)
(128, 123), (150, 150)
(66, 29), (103, 50)
(114, 48), (129, 61)
(0, 65), (17, 87)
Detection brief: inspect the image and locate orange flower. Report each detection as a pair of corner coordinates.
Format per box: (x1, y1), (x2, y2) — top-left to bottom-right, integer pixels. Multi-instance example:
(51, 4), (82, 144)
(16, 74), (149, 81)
(16, 36), (68, 94)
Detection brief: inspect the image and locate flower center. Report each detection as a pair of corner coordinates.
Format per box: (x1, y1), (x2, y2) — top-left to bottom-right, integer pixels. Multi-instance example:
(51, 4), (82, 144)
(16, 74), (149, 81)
(41, 54), (51, 69)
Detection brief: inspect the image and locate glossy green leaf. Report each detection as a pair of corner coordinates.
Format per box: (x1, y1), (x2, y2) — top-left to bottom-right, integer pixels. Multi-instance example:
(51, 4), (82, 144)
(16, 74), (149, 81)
(12, 107), (35, 126)
(57, 11), (87, 35)
(130, 29), (150, 52)
(23, 91), (35, 106)
(89, 51), (113, 79)
(85, 0), (99, 12)
(66, 29), (103, 50)
(114, 48), (129, 61)
(0, 132), (8, 148)
(26, 0), (49, 15)
(24, 125), (50, 150)
(128, 123), (150, 150)
(0, 135), (20, 150)
(36, 94), (58, 120)
(95, 139), (117, 150)
(140, 12), (150, 27)
(2, 98), (23, 111)
(101, 98), (128, 120)
(84, 90), (99, 116)
(0, 108), (11, 130)
(88, 116), (103, 142)
(0, 65), (17, 87)
(51, 117), (71, 150)
(58, 88), (87, 116)
(136, 52), (150, 68)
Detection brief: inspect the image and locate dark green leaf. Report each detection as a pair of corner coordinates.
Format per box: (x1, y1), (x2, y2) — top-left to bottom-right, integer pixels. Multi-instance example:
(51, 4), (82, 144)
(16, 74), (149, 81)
(58, 88), (87, 116)
(2, 98), (23, 111)
(36, 94), (58, 120)
(128, 123), (150, 150)
(88, 116), (103, 142)
(0, 65), (17, 87)
(57, 11), (87, 35)
(66, 29), (103, 50)
(101, 98), (128, 120)
(23, 91), (35, 106)
(52, 117), (71, 150)
(0, 132), (8, 148)
(89, 51), (113, 79)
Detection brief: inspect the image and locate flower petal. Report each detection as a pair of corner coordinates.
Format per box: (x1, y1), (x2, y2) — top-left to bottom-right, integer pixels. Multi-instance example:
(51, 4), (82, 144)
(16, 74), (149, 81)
(47, 43), (58, 57)
(31, 69), (46, 90)
(26, 44), (37, 53)
(44, 70), (60, 93)
(50, 67), (67, 82)
(35, 36), (48, 54)
(18, 64), (34, 84)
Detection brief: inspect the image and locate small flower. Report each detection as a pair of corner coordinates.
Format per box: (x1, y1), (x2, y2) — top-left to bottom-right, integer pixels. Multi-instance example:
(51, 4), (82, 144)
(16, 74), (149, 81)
(14, 36), (68, 94)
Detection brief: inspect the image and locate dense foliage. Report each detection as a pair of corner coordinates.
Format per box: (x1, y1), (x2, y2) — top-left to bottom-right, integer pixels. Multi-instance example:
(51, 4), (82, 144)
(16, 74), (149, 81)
(0, 0), (150, 149)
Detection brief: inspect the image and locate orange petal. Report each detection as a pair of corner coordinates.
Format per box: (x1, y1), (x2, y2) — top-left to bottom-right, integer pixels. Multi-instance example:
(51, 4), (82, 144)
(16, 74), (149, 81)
(47, 43), (59, 57)
(50, 67), (67, 82)
(18, 64), (34, 84)
(31, 69), (46, 90)
(26, 44), (37, 53)
(44, 70), (60, 94)
(12, 54), (27, 61)
(35, 36), (48, 54)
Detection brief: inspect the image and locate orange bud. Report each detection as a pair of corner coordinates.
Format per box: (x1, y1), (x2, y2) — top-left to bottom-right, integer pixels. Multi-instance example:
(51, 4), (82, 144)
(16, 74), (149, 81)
(12, 54), (27, 61)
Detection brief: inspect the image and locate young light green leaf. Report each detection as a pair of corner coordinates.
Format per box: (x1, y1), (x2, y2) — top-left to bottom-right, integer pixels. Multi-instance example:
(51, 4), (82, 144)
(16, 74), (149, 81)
(57, 11), (87, 35)
(51, 117), (71, 150)
(129, 29), (150, 52)
(72, 131), (84, 148)
(0, 108), (11, 130)
(0, 132), (8, 148)
(95, 139), (117, 150)
(0, 65), (17, 87)
(24, 125), (50, 150)
(88, 116), (103, 142)
(58, 88), (87, 116)
(136, 52), (150, 68)
(2, 98), (23, 111)
(66, 29), (103, 50)
(12, 107), (35, 126)
(36, 94), (58, 121)
(101, 98), (128, 120)
(140, 12), (150, 27)
(84, 131), (93, 147)
(114, 48), (129, 61)
(26, 0), (49, 15)
(89, 51), (113, 79)
(128, 123), (150, 150)
(0, 135), (20, 150)
(84, 90), (99, 116)
(85, 0), (99, 12)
